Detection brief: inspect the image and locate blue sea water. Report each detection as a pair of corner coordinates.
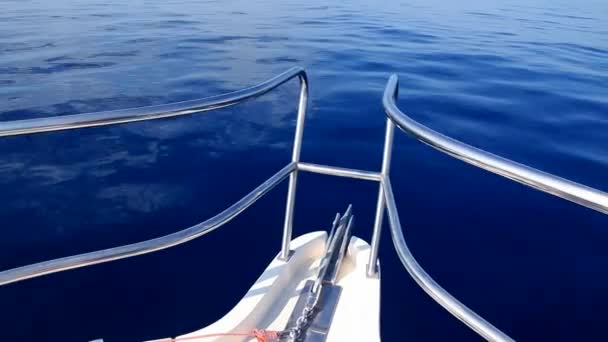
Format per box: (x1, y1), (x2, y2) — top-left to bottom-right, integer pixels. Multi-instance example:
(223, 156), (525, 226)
(1, 0), (607, 340)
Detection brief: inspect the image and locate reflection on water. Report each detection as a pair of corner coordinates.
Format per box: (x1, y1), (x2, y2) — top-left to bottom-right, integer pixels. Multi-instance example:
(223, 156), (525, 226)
(1, 0), (607, 340)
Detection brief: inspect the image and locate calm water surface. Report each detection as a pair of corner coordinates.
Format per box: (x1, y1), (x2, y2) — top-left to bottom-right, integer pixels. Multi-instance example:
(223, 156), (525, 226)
(1, 0), (607, 340)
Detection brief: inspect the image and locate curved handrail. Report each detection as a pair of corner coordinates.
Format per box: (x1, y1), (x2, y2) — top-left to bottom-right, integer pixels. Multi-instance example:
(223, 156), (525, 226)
(0, 67), (309, 286)
(0, 66), (308, 137)
(383, 74), (608, 340)
(0, 163), (295, 286)
(383, 74), (608, 215)
(1, 163), (296, 286)
(382, 177), (514, 341)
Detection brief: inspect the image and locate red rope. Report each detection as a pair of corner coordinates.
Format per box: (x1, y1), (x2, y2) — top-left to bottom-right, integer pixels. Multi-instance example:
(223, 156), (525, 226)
(153, 329), (279, 342)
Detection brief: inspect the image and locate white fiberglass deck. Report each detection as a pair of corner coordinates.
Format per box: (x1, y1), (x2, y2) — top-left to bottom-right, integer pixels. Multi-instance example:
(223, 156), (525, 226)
(152, 232), (380, 342)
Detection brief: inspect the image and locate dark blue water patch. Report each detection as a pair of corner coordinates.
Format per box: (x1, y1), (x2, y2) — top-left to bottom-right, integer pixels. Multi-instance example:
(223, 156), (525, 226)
(158, 51), (197, 59)
(368, 26), (439, 42)
(305, 6), (330, 11)
(407, 63), (464, 81)
(159, 19), (204, 26)
(1, 42), (56, 53)
(44, 55), (74, 63)
(179, 35), (252, 44)
(103, 25), (121, 32)
(124, 37), (157, 44)
(466, 11), (504, 18)
(29, 62), (116, 74)
(256, 56), (300, 65)
(257, 35), (290, 43)
(142, 19), (205, 31)
(90, 13), (114, 18)
(491, 31), (517, 36)
(89, 51), (140, 58)
(303, 37), (337, 44)
(542, 12), (595, 21)
(295, 19), (327, 25)
(0, 66), (20, 75)
(547, 42), (607, 56)
(321, 13), (358, 22)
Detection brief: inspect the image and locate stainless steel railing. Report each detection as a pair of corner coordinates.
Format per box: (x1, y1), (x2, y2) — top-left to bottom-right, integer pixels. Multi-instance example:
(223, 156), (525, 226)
(0, 162), (295, 286)
(382, 74), (608, 215)
(382, 177), (514, 341)
(0, 67), (308, 137)
(381, 73), (608, 341)
(0, 67), (309, 286)
(2, 67), (606, 341)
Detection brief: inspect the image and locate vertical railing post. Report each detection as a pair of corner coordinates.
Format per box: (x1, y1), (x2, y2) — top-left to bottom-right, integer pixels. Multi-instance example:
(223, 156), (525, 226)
(367, 117), (395, 276)
(280, 73), (308, 260)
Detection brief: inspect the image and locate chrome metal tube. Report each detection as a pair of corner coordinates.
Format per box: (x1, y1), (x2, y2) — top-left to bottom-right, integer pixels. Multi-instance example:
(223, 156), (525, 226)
(280, 72), (309, 260)
(383, 74), (608, 215)
(367, 118), (395, 277)
(0, 67), (307, 137)
(0, 163), (296, 287)
(0, 67), (309, 285)
(382, 177), (514, 341)
(297, 162), (382, 182)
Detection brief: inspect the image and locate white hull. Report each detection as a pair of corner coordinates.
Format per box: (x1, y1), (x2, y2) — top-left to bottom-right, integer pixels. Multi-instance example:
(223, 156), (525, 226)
(155, 232), (380, 341)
